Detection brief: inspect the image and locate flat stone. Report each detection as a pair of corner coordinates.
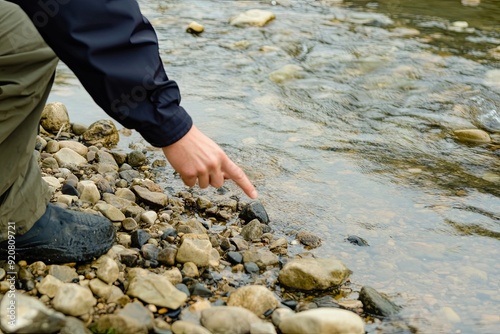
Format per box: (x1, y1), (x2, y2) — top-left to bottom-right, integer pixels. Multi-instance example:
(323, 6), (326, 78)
(54, 147), (88, 168)
(279, 308), (364, 334)
(126, 268), (188, 309)
(230, 9), (275, 27)
(132, 185), (168, 208)
(242, 249), (279, 269)
(58, 141), (88, 156)
(52, 283), (97, 316)
(358, 286), (401, 318)
(95, 202), (126, 222)
(278, 258), (351, 290)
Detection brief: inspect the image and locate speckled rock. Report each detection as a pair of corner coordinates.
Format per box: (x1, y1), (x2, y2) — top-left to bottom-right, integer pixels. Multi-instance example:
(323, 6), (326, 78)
(82, 119), (119, 147)
(227, 285), (280, 316)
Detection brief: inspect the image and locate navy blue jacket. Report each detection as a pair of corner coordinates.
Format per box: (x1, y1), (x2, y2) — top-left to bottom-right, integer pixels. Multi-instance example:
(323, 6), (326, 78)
(11, 0), (193, 147)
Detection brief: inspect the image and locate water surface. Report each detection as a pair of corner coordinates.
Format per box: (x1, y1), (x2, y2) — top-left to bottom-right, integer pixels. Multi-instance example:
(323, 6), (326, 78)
(48, 0), (500, 332)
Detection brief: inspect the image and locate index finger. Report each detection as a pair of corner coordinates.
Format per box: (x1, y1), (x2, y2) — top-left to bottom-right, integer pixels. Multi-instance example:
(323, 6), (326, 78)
(222, 157), (258, 199)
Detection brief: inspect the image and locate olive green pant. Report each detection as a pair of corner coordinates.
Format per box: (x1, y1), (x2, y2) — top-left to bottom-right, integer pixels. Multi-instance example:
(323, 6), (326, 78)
(0, 1), (59, 241)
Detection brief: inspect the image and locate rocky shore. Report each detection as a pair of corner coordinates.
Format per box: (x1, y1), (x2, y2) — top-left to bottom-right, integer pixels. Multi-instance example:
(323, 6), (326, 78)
(0, 102), (401, 333)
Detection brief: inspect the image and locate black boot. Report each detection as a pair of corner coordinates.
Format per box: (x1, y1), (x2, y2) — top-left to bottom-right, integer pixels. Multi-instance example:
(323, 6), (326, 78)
(0, 204), (116, 263)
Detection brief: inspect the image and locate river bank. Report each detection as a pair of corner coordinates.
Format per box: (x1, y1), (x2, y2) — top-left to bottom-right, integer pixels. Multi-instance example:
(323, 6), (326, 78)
(0, 104), (403, 333)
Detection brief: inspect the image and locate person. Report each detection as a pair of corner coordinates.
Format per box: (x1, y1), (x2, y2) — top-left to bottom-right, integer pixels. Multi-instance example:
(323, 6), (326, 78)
(0, 0), (258, 263)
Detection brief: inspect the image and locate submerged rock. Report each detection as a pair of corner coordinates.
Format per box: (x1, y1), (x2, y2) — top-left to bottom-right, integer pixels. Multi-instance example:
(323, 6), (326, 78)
(230, 9), (275, 27)
(358, 286), (401, 318)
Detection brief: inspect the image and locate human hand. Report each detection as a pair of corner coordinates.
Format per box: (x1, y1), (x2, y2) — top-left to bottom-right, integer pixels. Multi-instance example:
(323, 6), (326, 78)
(162, 125), (258, 199)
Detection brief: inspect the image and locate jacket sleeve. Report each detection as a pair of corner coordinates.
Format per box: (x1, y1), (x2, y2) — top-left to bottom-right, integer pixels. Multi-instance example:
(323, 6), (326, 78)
(12, 0), (193, 147)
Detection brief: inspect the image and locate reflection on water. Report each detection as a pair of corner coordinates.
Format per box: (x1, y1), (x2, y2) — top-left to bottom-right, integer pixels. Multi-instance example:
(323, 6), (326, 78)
(49, 0), (500, 333)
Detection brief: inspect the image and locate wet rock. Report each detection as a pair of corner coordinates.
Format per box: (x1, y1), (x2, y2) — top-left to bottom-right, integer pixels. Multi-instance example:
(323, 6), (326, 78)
(312, 295), (339, 308)
(0, 293), (66, 333)
(227, 251), (243, 264)
(242, 249), (279, 269)
(227, 285), (280, 316)
(128, 150), (147, 167)
(230, 9), (275, 27)
(82, 119), (119, 148)
(141, 244), (160, 262)
(278, 258), (351, 290)
(158, 246), (178, 266)
(346, 235), (369, 246)
(176, 234), (212, 267)
(241, 219), (264, 241)
(40, 102), (71, 134)
(190, 282), (213, 298)
(239, 201), (270, 224)
(453, 129), (491, 144)
(61, 183), (79, 196)
(54, 147), (88, 168)
(279, 308), (365, 334)
(132, 185), (169, 208)
(244, 262), (260, 274)
(200, 306), (264, 334)
(358, 286), (401, 318)
(93, 302), (154, 334)
(186, 21), (204, 35)
(52, 283), (97, 316)
(126, 268), (188, 309)
(296, 231), (322, 248)
(131, 229), (151, 248)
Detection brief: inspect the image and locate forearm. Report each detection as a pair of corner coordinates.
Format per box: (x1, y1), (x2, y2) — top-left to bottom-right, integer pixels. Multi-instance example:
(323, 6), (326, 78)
(12, 0), (192, 146)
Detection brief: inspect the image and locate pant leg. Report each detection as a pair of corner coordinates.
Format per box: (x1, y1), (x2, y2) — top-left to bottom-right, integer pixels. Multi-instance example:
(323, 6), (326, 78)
(0, 1), (59, 241)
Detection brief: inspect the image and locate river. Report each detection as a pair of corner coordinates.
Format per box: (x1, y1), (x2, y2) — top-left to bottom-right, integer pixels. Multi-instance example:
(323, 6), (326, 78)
(47, 0), (500, 333)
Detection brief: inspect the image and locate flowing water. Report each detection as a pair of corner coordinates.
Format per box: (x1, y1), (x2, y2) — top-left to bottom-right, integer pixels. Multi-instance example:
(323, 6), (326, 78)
(48, 0), (500, 332)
